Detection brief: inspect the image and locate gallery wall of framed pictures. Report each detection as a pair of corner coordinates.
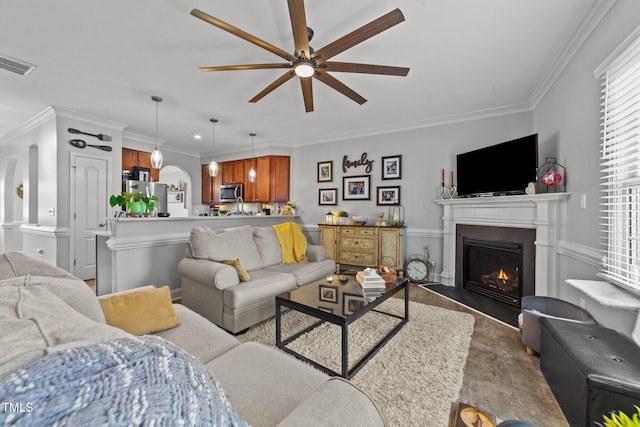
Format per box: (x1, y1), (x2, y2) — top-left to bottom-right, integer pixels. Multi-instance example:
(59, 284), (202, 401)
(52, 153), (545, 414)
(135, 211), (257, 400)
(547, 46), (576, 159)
(316, 154), (403, 207)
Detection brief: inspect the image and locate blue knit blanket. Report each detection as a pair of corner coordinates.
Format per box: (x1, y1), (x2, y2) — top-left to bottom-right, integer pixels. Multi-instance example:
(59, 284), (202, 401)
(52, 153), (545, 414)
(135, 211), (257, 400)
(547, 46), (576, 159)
(0, 336), (249, 427)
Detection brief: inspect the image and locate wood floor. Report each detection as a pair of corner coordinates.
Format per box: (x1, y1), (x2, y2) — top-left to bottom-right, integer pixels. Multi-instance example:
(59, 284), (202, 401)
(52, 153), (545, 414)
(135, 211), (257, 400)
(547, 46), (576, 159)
(407, 283), (568, 427)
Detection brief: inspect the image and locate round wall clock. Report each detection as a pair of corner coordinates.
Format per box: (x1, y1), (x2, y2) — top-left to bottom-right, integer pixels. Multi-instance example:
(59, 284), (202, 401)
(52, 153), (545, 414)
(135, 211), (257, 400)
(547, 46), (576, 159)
(404, 256), (430, 283)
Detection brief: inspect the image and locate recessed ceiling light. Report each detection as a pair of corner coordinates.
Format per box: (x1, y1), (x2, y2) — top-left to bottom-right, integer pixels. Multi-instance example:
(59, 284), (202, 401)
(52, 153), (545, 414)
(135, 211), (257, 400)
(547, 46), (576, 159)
(194, 134), (202, 140)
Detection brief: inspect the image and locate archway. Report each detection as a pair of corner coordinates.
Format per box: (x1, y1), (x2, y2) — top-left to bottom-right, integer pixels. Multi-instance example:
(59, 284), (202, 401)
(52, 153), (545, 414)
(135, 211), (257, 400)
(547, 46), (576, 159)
(159, 165), (191, 217)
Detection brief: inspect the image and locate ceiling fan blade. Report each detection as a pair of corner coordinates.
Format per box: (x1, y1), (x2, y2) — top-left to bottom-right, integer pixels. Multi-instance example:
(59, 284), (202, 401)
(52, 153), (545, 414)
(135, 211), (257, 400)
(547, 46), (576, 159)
(312, 9), (405, 62)
(314, 71), (367, 105)
(323, 62), (409, 76)
(249, 70), (296, 103)
(287, 0), (310, 58)
(200, 63), (292, 72)
(191, 9), (296, 62)
(300, 77), (314, 112)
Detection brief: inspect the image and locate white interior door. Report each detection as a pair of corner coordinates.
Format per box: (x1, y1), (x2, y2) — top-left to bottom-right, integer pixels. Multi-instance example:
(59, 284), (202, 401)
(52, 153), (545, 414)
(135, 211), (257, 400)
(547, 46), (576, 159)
(72, 154), (108, 280)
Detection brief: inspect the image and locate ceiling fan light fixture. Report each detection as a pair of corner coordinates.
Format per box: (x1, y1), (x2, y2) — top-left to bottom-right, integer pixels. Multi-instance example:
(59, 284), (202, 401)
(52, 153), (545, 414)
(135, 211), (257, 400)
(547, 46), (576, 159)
(294, 58), (315, 78)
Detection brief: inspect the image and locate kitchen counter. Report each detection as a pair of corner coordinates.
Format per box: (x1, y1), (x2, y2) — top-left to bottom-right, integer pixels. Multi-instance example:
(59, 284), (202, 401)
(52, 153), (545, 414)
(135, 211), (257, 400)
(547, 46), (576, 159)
(96, 215), (300, 297)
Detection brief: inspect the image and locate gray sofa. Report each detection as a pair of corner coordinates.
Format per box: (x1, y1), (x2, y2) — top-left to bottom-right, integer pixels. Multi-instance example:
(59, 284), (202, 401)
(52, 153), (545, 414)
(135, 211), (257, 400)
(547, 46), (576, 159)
(0, 252), (384, 426)
(179, 225), (336, 333)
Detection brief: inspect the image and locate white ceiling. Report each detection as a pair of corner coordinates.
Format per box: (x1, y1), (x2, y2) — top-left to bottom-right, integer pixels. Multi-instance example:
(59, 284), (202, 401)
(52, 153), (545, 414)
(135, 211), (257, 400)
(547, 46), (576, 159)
(0, 0), (604, 155)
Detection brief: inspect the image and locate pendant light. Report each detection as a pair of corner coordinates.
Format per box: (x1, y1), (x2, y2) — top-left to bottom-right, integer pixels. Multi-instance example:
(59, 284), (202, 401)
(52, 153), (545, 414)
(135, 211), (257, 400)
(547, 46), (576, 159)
(208, 118), (219, 177)
(150, 95), (163, 169)
(248, 132), (257, 182)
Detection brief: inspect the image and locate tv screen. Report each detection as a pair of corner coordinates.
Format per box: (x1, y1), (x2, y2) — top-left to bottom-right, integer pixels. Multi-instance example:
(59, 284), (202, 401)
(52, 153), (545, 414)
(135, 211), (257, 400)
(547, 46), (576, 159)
(456, 134), (538, 197)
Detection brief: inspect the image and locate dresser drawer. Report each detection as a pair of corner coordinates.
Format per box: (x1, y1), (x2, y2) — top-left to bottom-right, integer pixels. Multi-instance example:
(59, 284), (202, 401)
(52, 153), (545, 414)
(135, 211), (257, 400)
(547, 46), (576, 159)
(340, 237), (376, 251)
(341, 227), (377, 237)
(339, 251), (375, 266)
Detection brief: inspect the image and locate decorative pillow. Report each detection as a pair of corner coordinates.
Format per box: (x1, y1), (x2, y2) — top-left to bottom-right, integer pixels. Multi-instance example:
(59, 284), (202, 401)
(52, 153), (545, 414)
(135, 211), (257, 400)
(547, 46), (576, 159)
(253, 227), (283, 267)
(189, 226), (263, 271)
(99, 286), (180, 335)
(219, 259), (251, 282)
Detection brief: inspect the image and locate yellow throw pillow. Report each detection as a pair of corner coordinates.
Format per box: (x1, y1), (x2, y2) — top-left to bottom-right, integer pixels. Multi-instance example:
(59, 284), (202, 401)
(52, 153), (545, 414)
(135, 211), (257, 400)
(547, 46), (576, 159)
(99, 286), (180, 335)
(220, 259), (251, 282)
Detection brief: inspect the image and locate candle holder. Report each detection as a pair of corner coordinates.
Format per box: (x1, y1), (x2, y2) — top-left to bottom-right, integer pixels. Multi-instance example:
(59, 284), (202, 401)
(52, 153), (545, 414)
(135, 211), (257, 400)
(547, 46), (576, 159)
(438, 186), (458, 199)
(388, 204), (405, 226)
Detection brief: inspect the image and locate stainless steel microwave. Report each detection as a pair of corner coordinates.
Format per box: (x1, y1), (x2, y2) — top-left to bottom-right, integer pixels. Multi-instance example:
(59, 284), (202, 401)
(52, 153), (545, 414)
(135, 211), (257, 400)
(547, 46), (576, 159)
(219, 184), (243, 202)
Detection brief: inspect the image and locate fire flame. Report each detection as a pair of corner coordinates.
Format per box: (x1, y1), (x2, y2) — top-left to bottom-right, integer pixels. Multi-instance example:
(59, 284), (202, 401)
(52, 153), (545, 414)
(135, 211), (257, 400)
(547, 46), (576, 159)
(498, 269), (509, 280)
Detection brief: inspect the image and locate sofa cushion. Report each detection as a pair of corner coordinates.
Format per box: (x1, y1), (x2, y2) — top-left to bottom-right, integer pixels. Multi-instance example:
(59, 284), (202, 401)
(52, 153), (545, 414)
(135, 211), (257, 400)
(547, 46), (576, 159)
(154, 304), (240, 364)
(99, 286), (180, 335)
(190, 226), (263, 271)
(0, 252), (78, 281)
(0, 276), (130, 379)
(264, 259), (336, 287)
(223, 269), (297, 309)
(278, 378), (385, 427)
(253, 226), (283, 267)
(206, 342), (328, 426)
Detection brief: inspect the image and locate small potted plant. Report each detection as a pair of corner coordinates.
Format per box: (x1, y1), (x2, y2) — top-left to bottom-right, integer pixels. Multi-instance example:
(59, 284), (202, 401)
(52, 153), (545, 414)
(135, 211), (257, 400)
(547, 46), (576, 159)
(109, 185), (158, 217)
(336, 210), (349, 225)
(600, 406), (640, 427)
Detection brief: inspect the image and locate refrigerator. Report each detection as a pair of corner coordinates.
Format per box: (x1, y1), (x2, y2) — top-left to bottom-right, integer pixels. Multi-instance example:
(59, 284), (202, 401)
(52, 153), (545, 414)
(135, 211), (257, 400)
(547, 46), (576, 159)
(124, 180), (168, 215)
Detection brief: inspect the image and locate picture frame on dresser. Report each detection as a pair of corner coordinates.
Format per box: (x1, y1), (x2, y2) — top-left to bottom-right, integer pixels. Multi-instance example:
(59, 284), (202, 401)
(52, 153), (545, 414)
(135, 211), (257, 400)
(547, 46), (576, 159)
(343, 175), (370, 200)
(376, 186), (401, 205)
(317, 161), (333, 182)
(319, 188), (338, 205)
(381, 155), (402, 180)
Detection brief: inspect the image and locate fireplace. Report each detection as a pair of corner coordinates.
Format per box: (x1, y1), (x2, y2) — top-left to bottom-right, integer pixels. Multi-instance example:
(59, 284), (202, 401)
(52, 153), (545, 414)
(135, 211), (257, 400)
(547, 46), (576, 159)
(463, 238), (523, 307)
(455, 224), (536, 308)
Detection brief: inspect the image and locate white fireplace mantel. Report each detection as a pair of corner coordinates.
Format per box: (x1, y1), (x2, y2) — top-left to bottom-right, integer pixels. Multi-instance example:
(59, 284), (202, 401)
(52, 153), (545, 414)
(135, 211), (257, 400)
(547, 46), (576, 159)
(435, 193), (570, 297)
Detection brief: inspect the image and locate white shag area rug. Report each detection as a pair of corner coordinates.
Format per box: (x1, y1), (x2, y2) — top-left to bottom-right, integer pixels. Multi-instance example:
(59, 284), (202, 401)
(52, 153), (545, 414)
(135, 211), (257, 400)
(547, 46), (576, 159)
(238, 298), (475, 426)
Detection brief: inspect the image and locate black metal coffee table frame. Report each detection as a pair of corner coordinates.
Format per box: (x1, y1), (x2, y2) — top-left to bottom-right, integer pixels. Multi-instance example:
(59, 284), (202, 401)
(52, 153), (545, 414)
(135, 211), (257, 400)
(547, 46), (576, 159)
(275, 279), (409, 379)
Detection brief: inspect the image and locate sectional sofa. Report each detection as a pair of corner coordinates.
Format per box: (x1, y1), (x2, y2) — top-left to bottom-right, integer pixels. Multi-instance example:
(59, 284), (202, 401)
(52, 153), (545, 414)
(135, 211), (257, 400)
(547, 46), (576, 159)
(0, 251), (384, 426)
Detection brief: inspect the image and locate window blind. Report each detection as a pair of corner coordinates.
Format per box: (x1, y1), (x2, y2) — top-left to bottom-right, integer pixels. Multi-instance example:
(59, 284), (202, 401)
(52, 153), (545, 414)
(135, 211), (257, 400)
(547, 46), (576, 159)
(600, 32), (640, 295)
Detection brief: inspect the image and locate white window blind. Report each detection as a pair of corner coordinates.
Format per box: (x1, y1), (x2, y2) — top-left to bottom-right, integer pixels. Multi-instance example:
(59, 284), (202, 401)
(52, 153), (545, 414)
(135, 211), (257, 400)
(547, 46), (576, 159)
(600, 30), (640, 295)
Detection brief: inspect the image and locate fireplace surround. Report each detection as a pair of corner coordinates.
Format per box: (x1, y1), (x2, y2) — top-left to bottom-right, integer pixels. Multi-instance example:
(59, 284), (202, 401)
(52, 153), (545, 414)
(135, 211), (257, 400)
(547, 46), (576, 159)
(436, 193), (569, 298)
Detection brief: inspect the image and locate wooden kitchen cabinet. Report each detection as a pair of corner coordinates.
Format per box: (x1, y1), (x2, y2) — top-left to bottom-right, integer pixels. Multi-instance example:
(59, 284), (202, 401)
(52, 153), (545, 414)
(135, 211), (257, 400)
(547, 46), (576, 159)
(318, 224), (405, 270)
(269, 156), (290, 202)
(122, 148), (159, 182)
(201, 164), (221, 204)
(220, 160), (245, 185)
(244, 157), (271, 202)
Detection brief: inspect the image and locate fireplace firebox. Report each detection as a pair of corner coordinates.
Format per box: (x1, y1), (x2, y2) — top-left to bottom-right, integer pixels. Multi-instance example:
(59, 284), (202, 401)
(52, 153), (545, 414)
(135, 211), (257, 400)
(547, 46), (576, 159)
(463, 238), (523, 307)
(455, 225), (536, 309)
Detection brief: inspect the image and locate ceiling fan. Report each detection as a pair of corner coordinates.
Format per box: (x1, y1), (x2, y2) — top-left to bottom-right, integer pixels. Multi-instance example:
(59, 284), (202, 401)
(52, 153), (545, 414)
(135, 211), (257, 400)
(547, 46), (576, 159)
(191, 1), (410, 112)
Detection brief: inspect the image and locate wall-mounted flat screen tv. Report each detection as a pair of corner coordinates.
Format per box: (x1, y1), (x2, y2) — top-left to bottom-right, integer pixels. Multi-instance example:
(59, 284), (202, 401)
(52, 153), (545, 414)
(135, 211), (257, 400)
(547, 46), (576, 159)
(456, 134), (538, 197)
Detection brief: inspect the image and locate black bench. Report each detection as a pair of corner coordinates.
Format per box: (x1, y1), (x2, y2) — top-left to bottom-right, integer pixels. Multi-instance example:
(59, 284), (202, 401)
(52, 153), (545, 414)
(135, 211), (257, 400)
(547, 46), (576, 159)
(540, 318), (640, 426)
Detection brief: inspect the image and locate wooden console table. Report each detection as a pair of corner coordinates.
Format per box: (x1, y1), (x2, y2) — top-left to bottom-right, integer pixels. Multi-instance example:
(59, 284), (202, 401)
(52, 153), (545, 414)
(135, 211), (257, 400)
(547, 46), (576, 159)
(318, 224), (404, 271)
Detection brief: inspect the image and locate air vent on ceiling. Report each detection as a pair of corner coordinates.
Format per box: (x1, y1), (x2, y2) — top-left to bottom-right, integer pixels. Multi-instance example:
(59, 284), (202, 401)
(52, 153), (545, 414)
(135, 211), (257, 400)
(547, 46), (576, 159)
(0, 53), (36, 76)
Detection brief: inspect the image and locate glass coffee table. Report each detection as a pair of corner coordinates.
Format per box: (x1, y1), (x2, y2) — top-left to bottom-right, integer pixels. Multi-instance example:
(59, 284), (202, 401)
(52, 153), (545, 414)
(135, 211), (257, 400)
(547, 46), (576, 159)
(275, 274), (409, 379)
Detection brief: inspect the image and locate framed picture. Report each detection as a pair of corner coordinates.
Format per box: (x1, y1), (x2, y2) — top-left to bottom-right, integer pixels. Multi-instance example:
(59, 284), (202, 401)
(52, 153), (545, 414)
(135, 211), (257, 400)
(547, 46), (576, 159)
(376, 186), (401, 205)
(319, 188), (338, 205)
(381, 155), (402, 180)
(343, 175), (371, 200)
(319, 285), (338, 303)
(317, 161), (333, 182)
(343, 293), (366, 315)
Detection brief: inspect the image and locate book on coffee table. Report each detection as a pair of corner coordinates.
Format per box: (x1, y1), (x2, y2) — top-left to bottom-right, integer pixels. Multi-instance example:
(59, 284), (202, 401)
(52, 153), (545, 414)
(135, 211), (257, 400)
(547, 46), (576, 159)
(356, 268), (386, 289)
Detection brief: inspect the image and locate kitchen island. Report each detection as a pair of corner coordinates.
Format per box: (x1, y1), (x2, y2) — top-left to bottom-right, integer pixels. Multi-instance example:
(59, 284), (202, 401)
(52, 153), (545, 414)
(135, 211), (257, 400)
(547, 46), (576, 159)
(96, 215), (301, 296)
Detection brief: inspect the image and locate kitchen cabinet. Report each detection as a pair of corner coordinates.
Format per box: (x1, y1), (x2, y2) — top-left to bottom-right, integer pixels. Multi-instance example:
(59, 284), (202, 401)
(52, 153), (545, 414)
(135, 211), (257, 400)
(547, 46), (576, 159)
(209, 155), (289, 203)
(269, 156), (290, 202)
(122, 148), (159, 182)
(244, 157), (271, 202)
(201, 164), (221, 204)
(318, 224), (405, 270)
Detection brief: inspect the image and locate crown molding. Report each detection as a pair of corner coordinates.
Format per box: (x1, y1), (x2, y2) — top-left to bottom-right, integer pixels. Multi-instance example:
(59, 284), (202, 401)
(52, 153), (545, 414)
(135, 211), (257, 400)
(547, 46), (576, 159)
(52, 106), (128, 130)
(530, 0), (617, 107)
